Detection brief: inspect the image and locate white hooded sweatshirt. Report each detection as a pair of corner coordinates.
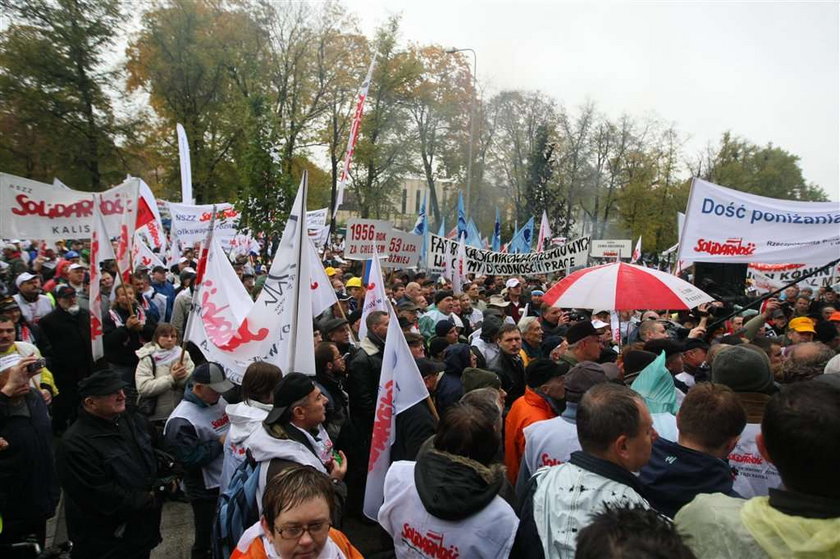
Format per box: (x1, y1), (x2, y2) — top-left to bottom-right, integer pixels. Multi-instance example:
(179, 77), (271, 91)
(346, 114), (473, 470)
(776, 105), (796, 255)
(220, 400), (273, 494)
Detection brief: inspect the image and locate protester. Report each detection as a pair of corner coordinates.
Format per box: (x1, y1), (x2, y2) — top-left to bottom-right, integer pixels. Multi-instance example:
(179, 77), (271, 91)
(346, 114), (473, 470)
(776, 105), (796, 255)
(504, 358), (568, 484)
(780, 340), (835, 383)
(379, 401), (519, 558)
(12, 272), (53, 324)
(513, 383), (655, 558)
(518, 315), (544, 366)
(491, 323), (527, 407)
(134, 323), (193, 425)
(517, 361), (609, 493)
(164, 362), (232, 559)
(435, 342), (476, 414)
(639, 382), (746, 518)
(0, 356), (59, 556)
(675, 382), (840, 558)
(559, 320), (602, 368)
(57, 369), (162, 559)
(630, 351), (681, 440)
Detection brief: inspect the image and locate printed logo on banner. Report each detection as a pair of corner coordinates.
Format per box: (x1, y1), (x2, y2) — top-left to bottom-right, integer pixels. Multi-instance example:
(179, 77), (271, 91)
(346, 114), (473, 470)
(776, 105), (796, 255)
(346, 218), (422, 268)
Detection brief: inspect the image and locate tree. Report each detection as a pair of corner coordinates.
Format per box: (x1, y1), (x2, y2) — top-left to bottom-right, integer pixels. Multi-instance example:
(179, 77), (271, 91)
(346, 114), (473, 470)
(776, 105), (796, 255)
(0, 0), (128, 189)
(697, 132), (827, 201)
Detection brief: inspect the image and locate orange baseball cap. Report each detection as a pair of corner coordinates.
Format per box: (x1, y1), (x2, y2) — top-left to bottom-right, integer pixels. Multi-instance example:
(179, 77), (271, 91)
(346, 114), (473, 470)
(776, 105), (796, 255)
(788, 317), (816, 333)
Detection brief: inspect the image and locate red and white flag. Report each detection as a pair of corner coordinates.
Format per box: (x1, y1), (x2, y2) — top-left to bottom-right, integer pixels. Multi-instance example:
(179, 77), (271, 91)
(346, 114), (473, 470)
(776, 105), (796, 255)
(90, 194), (118, 361)
(132, 234), (166, 271)
(453, 235), (467, 295)
(308, 237), (338, 317)
(136, 179), (166, 251)
(359, 248), (388, 340)
(334, 57), (376, 218)
(536, 210), (552, 252)
(631, 236), (642, 263)
(363, 305), (429, 520)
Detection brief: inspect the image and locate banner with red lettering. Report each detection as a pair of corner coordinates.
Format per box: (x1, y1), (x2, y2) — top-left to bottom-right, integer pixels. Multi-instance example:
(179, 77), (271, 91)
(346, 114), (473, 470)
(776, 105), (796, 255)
(0, 172), (140, 241)
(168, 201), (240, 250)
(678, 178), (840, 265)
(363, 304), (429, 520)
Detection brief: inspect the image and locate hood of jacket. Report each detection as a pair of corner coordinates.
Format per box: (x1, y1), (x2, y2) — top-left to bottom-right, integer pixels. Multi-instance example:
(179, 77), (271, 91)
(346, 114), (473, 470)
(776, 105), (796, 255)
(242, 422), (326, 473)
(444, 343), (472, 376)
(414, 449), (504, 521)
(741, 494), (840, 557)
(226, 401), (272, 445)
(631, 351), (679, 414)
(135, 341), (158, 359)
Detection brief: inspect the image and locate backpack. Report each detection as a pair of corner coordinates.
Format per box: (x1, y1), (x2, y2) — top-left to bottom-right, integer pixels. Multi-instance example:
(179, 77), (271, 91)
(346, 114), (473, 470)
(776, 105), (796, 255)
(213, 450), (261, 559)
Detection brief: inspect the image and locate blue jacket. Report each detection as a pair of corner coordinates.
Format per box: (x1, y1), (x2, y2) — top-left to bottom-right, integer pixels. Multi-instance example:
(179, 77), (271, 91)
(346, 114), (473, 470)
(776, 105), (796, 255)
(639, 436), (739, 518)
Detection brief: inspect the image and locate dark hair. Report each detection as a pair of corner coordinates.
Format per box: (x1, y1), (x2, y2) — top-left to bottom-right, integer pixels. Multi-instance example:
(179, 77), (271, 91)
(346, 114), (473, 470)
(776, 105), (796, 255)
(678, 383), (746, 450)
(434, 401), (501, 465)
(131, 270), (150, 283)
(575, 504), (695, 559)
(434, 290), (454, 305)
(404, 332), (425, 347)
(365, 310), (388, 332)
(577, 384), (643, 454)
(497, 323), (520, 340)
(0, 313), (14, 325)
(114, 283), (135, 297)
(152, 323), (179, 345)
(314, 342), (339, 376)
(262, 465), (335, 531)
(241, 362), (282, 405)
(761, 382), (840, 498)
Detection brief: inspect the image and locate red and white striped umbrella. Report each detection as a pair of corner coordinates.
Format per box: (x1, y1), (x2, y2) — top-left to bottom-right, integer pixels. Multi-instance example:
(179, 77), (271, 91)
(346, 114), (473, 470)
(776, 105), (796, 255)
(543, 262), (714, 311)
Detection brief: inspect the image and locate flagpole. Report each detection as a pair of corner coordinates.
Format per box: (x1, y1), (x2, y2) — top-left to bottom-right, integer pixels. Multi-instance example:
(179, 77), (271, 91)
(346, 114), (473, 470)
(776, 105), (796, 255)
(288, 171), (309, 371)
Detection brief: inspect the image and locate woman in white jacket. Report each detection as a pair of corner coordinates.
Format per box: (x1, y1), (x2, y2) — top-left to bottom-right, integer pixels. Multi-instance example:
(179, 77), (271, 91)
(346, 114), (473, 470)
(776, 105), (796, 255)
(220, 362), (282, 493)
(134, 323), (194, 423)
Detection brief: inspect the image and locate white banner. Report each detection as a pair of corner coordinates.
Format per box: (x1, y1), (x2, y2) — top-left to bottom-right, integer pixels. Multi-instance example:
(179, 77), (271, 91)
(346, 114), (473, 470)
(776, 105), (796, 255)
(747, 262), (840, 294)
(678, 178), (840, 265)
(590, 239), (632, 258)
(428, 234), (591, 275)
(168, 201), (240, 249)
(345, 218), (422, 268)
(0, 173), (139, 240)
(306, 208), (328, 229)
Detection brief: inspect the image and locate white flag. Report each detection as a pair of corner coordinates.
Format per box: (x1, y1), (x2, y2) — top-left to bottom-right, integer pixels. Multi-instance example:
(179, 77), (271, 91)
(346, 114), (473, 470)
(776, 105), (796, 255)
(132, 234), (166, 271)
(453, 235), (467, 295)
(631, 236), (642, 263)
(308, 238), (338, 317)
(536, 210), (552, 252)
(359, 249), (388, 340)
(363, 305), (429, 520)
(90, 194), (118, 361)
(136, 178), (166, 251)
(176, 123), (193, 205)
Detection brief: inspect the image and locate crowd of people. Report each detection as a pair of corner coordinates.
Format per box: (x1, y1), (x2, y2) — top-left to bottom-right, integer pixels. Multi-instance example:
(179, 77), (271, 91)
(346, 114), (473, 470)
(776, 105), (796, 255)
(1, 237), (840, 559)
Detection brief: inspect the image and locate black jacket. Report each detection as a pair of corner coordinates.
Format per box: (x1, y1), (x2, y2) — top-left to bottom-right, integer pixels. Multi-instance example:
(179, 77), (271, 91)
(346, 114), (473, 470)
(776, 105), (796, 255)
(435, 344), (472, 415)
(346, 336), (385, 439)
(639, 437), (739, 518)
(38, 307), (93, 385)
(492, 351), (527, 407)
(415, 449), (505, 520)
(392, 400), (437, 463)
(0, 389), (59, 534)
(56, 409), (161, 559)
(103, 305), (157, 366)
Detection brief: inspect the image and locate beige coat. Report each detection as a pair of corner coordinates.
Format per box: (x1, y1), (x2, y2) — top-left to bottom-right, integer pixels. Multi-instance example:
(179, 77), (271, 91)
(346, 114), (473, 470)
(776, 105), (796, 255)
(134, 342), (194, 422)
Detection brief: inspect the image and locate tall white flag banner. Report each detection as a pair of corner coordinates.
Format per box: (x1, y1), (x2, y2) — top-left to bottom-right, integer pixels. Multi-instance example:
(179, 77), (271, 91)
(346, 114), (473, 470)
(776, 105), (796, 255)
(176, 123), (193, 204)
(359, 249), (389, 340)
(677, 178), (840, 265)
(363, 305), (429, 520)
(0, 172), (139, 241)
(168, 202), (240, 249)
(190, 175), (315, 382)
(136, 179), (166, 251)
(132, 234), (166, 271)
(536, 210), (552, 252)
(334, 57), (376, 218)
(308, 238), (339, 317)
(452, 235), (467, 295)
(90, 195), (118, 361)
(631, 236), (642, 263)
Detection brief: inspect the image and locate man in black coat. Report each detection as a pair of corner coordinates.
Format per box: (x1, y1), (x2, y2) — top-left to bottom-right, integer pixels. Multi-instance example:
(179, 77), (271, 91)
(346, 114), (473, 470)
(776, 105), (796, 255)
(56, 370), (162, 559)
(0, 356), (59, 556)
(490, 324), (527, 408)
(38, 286), (94, 432)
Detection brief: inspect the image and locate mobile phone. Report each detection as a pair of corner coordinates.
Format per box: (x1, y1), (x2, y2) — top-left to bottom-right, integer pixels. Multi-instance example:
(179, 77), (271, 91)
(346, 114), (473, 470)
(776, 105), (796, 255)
(26, 359), (46, 374)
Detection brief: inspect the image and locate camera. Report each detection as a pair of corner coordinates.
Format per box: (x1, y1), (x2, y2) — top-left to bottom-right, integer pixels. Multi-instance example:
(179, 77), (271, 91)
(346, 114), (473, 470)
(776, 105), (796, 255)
(26, 358), (46, 374)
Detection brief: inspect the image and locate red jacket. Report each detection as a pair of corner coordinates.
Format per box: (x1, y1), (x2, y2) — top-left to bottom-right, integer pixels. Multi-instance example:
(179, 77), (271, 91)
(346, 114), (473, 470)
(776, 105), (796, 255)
(504, 387), (557, 484)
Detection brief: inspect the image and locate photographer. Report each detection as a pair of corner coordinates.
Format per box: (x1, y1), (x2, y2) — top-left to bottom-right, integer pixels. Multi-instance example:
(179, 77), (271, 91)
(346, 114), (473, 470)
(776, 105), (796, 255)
(56, 369), (164, 559)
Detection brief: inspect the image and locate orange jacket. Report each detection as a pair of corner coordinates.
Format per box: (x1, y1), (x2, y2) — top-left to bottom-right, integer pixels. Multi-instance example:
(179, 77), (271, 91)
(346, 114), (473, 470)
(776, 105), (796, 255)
(231, 526), (363, 559)
(504, 386), (557, 484)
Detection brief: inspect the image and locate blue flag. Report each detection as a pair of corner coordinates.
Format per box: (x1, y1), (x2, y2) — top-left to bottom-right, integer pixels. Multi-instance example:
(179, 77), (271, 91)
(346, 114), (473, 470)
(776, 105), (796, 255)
(457, 192), (467, 241)
(509, 216), (535, 254)
(466, 218), (482, 248)
(437, 216), (446, 237)
(492, 207), (501, 252)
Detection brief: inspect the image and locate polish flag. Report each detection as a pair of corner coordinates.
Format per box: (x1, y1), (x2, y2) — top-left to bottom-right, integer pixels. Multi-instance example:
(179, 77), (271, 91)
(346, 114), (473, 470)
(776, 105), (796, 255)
(359, 247), (389, 340)
(90, 194), (118, 361)
(631, 236), (642, 263)
(536, 210), (552, 252)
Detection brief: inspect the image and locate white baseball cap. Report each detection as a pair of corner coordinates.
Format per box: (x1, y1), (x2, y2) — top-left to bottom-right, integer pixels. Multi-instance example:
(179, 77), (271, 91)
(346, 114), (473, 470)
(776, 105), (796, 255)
(592, 319), (609, 329)
(505, 278), (521, 288)
(15, 272), (37, 288)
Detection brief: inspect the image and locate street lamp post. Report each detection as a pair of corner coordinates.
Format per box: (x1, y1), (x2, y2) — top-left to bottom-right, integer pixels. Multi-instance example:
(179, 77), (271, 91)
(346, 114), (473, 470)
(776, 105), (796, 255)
(445, 47), (477, 219)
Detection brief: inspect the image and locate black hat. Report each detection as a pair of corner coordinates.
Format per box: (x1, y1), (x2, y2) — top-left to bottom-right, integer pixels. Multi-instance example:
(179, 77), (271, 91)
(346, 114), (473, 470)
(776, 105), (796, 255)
(416, 358), (445, 378)
(78, 369), (127, 397)
(712, 345), (776, 395)
(623, 350), (658, 376)
(462, 367), (502, 392)
(322, 317), (348, 335)
(0, 297), (19, 313)
(152, 265), (167, 274)
(264, 372), (317, 425)
(191, 362), (234, 393)
(435, 319), (456, 337)
(397, 301), (421, 312)
(335, 291), (352, 302)
(54, 285), (77, 299)
(526, 358), (570, 388)
(683, 338), (710, 352)
(347, 309), (363, 326)
(565, 321), (598, 345)
(643, 339), (684, 358)
(428, 337), (450, 358)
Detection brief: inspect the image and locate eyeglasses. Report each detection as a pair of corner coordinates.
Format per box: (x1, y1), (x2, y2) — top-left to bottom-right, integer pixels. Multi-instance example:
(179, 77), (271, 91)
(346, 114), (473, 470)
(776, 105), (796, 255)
(274, 520), (331, 540)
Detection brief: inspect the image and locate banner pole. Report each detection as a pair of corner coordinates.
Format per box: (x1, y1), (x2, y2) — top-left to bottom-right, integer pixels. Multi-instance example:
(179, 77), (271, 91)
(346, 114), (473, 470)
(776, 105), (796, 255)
(288, 171), (309, 371)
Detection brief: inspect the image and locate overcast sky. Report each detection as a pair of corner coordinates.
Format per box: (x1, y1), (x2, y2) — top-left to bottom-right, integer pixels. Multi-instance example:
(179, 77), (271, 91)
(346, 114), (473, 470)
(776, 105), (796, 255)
(343, 0), (839, 200)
